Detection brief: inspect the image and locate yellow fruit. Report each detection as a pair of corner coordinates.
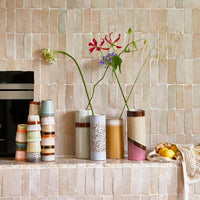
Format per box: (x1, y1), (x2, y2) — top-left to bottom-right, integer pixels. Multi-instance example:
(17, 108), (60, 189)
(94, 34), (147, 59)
(159, 148), (175, 159)
(170, 145), (179, 153)
(158, 147), (168, 155)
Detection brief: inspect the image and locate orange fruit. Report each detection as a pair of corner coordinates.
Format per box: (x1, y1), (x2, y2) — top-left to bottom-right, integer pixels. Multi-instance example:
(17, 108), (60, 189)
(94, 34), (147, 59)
(170, 145), (179, 153)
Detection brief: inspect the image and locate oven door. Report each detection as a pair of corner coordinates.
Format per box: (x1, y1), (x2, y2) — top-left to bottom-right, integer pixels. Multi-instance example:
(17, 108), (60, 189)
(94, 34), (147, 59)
(0, 85), (33, 156)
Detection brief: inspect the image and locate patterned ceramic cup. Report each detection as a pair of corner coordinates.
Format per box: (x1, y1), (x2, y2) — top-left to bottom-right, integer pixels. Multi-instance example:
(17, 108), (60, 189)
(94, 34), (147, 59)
(27, 115), (41, 131)
(15, 151), (27, 161)
(29, 101), (40, 115)
(41, 116), (55, 125)
(41, 125), (55, 132)
(15, 124), (27, 142)
(27, 131), (41, 142)
(27, 141), (41, 152)
(27, 152), (41, 162)
(41, 154), (55, 162)
(41, 146), (55, 154)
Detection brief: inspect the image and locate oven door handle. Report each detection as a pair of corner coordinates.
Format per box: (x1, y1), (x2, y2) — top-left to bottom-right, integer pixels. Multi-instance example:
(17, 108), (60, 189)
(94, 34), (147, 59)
(0, 91), (33, 99)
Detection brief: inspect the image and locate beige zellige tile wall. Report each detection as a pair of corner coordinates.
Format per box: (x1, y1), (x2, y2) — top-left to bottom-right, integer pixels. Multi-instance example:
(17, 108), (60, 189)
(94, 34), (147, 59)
(0, 0), (199, 155)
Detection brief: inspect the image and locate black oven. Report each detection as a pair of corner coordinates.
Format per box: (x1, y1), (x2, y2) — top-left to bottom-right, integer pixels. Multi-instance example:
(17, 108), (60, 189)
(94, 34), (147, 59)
(0, 71), (34, 156)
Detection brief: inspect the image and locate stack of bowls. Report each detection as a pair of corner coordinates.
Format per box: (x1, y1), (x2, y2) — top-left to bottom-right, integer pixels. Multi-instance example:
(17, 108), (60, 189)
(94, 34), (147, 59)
(40, 100), (55, 162)
(15, 124), (27, 161)
(26, 115), (41, 162)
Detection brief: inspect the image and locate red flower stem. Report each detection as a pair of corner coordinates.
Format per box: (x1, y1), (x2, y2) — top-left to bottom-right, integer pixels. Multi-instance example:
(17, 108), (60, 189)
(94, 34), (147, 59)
(54, 51), (94, 115)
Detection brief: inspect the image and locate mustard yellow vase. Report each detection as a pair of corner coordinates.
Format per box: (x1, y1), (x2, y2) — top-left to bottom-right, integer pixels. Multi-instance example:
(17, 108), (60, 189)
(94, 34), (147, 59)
(106, 118), (124, 159)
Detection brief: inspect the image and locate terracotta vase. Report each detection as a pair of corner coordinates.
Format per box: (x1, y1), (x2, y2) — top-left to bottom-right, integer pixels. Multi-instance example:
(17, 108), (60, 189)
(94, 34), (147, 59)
(106, 118), (124, 159)
(75, 110), (92, 159)
(127, 110), (146, 160)
(90, 115), (106, 161)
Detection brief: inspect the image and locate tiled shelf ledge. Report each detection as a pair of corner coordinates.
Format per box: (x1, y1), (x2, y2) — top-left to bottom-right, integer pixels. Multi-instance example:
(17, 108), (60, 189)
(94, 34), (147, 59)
(0, 156), (191, 199)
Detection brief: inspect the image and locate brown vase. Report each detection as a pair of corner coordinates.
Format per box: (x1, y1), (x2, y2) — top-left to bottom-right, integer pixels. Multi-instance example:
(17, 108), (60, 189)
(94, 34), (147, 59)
(106, 118), (124, 159)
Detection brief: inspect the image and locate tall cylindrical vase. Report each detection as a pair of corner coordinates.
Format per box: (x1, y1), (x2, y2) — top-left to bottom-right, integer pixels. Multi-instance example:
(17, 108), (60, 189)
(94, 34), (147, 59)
(127, 110), (146, 160)
(106, 118), (124, 159)
(75, 109), (92, 159)
(90, 115), (106, 161)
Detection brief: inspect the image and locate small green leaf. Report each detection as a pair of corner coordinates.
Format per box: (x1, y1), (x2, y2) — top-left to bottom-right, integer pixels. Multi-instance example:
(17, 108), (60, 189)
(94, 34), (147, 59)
(128, 28), (132, 34)
(144, 40), (147, 45)
(111, 56), (122, 73)
(132, 41), (138, 50)
(125, 48), (130, 53)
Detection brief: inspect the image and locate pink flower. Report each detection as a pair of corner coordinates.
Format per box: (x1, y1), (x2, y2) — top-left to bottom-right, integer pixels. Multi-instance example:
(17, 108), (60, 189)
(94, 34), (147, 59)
(105, 33), (122, 49)
(89, 39), (109, 53)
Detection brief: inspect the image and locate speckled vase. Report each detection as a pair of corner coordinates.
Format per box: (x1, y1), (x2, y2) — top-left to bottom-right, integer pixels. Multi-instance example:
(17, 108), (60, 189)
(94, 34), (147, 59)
(75, 110), (92, 159)
(127, 110), (146, 160)
(90, 115), (106, 161)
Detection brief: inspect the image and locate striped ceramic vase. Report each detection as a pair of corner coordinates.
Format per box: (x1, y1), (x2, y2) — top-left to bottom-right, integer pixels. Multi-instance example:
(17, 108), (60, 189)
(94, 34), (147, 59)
(127, 110), (146, 160)
(75, 110), (92, 159)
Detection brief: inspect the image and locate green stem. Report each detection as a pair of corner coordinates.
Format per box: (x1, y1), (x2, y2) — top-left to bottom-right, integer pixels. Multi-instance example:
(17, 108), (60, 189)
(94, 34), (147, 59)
(119, 39), (160, 118)
(118, 38), (146, 57)
(114, 71), (129, 114)
(86, 65), (109, 109)
(54, 50), (94, 115)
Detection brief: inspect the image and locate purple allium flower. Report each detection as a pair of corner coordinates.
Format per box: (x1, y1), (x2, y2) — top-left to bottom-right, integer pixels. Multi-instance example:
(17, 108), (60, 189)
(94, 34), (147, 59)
(99, 52), (117, 66)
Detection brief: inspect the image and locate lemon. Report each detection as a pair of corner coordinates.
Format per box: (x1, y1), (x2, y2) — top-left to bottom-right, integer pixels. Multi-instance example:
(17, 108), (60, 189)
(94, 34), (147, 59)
(170, 145), (179, 153)
(159, 148), (175, 159)
(158, 147), (168, 155)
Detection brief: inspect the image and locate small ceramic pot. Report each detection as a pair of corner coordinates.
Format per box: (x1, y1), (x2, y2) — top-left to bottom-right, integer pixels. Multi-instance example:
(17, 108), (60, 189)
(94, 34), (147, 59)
(15, 151), (27, 161)
(90, 115), (106, 161)
(27, 131), (41, 142)
(41, 154), (55, 162)
(15, 124), (27, 142)
(41, 146), (55, 154)
(27, 115), (41, 131)
(29, 101), (40, 115)
(27, 142), (41, 152)
(41, 125), (55, 132)
(41, 116), (55, 125)
(41, 135), (55, 146)
(40, 100), (54, 116)
(27, 152), (41, 162)
(16, 142), (27, 149)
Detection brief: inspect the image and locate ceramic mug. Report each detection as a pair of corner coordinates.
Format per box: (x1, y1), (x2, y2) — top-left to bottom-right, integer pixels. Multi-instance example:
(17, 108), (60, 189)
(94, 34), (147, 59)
(15, 124), (27, 142)
(41, 125), (55, 132)
(41, 116), (55, 125)
(41, 154), (55, 162)
(27, 141), (41, 152)
(41, 146), (55, 154)
(15, 150), (27, 161)
(41, 134), (55, 146)
(27, 115), (41, 131)
(29, 101), (40, 115)
(40, 100), (54, 116)
(27, 131), (41, 142)
(27, 152), (41, 162)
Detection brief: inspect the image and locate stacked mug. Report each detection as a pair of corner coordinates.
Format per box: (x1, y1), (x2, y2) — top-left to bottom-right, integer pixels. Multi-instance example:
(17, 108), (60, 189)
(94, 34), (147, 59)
(40, 100), (55, 162)
(15, 124), (27, 161)
(26, 115), (41, 162)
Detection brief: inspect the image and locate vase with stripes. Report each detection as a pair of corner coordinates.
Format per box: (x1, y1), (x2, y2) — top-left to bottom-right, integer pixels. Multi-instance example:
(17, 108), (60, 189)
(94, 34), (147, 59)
(75, 109), (92, 159)
(127, 110), (146, 160)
